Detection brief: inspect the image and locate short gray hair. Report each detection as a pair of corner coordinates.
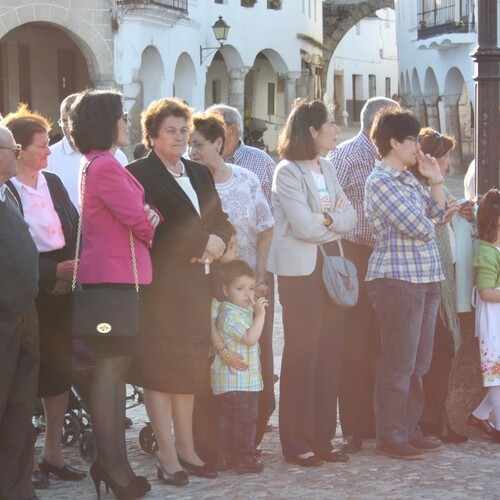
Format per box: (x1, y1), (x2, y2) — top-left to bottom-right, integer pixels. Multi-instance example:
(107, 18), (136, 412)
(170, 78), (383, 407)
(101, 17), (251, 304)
(206, 104), (243, 137)
(361, 97), (399, 131)
(60, 93), (81, 114)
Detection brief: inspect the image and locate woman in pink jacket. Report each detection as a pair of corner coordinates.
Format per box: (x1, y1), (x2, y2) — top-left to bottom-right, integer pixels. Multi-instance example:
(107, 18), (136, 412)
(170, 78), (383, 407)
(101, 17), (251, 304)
(70, 88), (160, 499)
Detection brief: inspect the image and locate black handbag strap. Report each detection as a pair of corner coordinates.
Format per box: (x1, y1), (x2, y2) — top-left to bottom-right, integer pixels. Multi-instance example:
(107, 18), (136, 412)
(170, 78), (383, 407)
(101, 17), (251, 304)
(71, 156), (139, 294)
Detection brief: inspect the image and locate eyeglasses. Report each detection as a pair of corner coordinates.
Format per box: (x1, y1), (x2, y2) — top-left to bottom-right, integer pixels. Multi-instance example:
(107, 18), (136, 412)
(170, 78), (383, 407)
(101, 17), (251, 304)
(0, 144), (22, 158)
(187, 140), (210, 150)
(404, 136), (419, 144)
(122, 112), (129, 124)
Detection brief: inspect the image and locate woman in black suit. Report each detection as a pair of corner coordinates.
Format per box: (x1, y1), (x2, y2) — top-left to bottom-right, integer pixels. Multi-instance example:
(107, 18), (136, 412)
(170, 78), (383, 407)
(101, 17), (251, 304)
(127, 98), (232, 488)
(2, 105), (85, 485)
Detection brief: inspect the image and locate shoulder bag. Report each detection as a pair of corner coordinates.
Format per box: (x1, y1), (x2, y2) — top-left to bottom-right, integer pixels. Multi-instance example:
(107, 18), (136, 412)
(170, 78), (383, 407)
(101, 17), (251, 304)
(71, 158), (140, 338)
(319, 241), (359, 308)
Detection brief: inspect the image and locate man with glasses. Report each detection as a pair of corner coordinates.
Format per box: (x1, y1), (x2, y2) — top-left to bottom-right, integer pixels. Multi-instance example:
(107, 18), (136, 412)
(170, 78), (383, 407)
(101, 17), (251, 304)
(0, 124), (40, 500)
(326, 97), (398, 454)
(47, 93), (128, 209)
(205, 104), (276, 449)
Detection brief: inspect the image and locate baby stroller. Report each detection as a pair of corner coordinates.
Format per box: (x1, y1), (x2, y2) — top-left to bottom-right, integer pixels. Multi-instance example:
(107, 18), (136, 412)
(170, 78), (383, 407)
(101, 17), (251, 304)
(243, 117), (269, 152)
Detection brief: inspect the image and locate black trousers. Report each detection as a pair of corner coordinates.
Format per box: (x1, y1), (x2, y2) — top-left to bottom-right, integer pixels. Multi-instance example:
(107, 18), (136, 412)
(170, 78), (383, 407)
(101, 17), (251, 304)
(338, 240), (379, 439)
(255, 271), (276, 445)
(0, 305), (39, 500)
(278, 251), (345, 457)
(420, 312), (455, 426)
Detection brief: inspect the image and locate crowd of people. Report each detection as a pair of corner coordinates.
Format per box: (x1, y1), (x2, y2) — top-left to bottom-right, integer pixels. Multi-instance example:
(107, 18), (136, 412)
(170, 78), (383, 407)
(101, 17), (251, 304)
(0, 90), (499, 500)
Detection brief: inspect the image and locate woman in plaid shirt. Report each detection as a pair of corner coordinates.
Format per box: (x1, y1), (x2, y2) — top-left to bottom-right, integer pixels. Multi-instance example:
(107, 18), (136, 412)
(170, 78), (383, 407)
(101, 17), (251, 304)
(365, 107), (447, 461)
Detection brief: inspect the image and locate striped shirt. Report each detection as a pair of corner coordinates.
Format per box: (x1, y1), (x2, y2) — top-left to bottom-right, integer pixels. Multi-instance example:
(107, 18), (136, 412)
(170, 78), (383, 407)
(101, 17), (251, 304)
(210, 300), (263, 395)
(365, 161), (445, 283)
(327, 132), (378, 246)
(226, 141), (275, 210)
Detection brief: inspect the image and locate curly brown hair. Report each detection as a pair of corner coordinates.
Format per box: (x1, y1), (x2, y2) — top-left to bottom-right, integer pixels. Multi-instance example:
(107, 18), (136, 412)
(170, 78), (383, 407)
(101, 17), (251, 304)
(141, 98), (192, 149)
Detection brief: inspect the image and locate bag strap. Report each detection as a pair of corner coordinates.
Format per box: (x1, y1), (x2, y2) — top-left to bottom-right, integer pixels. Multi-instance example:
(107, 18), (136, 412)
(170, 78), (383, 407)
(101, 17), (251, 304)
(319, 240), (345, 258)
(71, 157), (139, 294)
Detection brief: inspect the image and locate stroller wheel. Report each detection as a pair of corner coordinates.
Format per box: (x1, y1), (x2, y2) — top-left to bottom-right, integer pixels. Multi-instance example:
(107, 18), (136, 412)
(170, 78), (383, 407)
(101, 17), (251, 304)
(139, 423), (158, 455)
(61, 414), (80, 447)
(79, 430), (97, 463)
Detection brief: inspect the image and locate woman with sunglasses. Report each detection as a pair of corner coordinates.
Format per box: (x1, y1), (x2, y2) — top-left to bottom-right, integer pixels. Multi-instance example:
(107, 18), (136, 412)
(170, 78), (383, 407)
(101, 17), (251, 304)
(407, 128), (467, 444)
(70, 88), (160, 499)
(1, 105), (86, 489)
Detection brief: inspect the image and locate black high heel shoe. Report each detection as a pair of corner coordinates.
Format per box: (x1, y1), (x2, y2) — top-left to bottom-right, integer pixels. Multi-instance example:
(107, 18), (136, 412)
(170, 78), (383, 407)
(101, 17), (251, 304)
(177, 456), (217, 479)
(156, 459), (188, 486)
(90, 462), (150, 499)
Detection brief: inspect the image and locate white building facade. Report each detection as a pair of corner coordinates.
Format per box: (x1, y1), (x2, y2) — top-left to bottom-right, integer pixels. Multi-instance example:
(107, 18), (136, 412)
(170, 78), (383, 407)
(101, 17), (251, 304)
(325, 8), (398, 126)
(395, 0), (477, 172)
(0, 0), (326, 152)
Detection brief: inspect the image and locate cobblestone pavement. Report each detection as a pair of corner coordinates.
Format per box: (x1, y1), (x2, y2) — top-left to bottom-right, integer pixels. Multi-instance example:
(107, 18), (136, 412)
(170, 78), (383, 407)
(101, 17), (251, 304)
(36, 139), (490, 499)
(36, 292), (500, 500)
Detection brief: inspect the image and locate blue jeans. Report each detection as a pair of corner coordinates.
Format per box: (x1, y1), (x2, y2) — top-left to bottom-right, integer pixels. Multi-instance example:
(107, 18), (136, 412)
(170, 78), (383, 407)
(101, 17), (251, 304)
(366, 279), (441, 447)
(216, 391), (260, 463)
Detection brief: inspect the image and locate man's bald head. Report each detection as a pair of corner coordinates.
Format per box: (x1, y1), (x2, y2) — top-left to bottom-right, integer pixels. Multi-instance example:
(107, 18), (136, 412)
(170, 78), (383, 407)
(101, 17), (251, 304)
(0, 125), (18, 185)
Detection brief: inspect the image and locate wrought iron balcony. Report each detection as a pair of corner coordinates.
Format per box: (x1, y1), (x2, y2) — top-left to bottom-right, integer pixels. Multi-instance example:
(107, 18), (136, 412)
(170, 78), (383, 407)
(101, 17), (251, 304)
(417, 1), (475, 40)
(117, 0), (188, 14)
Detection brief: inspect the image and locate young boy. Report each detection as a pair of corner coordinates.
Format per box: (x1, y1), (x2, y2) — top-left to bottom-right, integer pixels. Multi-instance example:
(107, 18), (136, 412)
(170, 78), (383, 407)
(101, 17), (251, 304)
(210, 260), (268, 474)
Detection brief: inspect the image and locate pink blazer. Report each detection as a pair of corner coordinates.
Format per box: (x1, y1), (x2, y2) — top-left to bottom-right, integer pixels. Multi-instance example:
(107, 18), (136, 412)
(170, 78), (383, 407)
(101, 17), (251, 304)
(77, 151), (154, 284)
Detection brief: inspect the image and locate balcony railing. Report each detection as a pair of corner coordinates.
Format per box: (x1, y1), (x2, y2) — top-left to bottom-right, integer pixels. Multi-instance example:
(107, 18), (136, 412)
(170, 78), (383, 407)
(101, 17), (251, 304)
(417, 1), (475, 40)
(116, 0), (188, 13)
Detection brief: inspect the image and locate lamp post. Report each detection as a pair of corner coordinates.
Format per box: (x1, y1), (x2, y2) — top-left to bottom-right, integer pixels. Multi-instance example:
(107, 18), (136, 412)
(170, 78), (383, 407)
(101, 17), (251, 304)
(200, 16), (230, 65)
(471, 0), (500, 194)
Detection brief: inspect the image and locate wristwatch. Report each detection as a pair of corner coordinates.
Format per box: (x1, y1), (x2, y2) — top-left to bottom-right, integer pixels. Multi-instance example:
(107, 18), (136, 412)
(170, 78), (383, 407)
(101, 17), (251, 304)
(322, 212), (333, 228)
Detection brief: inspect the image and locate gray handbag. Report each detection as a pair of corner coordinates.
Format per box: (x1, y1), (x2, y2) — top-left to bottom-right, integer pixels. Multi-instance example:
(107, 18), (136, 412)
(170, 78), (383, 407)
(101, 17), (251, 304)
(319, 241), (359, 308)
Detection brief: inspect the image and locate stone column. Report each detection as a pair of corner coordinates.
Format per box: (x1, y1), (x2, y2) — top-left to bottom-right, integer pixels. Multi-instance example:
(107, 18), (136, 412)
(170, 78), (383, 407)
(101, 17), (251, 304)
(284, 71), (302, 116)
(228, 67), (250, 118)
(441, 93), (463, 173)
(423, 95), (439, 131)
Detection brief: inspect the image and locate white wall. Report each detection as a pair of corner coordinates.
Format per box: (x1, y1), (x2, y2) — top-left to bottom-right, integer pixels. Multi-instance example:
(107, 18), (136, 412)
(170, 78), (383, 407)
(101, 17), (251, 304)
(326, 8), (398, 124)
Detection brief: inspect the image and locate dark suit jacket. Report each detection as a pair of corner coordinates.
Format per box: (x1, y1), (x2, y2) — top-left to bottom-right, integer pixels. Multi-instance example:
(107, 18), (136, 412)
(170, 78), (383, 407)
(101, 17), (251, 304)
(127, 152), (232, 259)
(7, 171), (78, 286)
(126, 152), (232, 393)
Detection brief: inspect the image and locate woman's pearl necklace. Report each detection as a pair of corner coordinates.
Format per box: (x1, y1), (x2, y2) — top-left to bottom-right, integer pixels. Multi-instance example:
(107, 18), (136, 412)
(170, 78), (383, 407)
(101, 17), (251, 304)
(166, 161), (185, 177)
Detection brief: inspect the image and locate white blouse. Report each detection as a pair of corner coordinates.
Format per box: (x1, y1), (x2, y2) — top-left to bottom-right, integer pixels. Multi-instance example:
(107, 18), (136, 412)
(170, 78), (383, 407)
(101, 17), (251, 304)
(10, 174), (65, 252)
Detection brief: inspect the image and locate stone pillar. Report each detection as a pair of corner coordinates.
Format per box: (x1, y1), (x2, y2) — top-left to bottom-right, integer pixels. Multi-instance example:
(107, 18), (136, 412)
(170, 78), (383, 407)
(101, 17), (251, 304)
(296, 70), (310, 100)
(423, 95), (439, 130)
(228, 67), (250, 118)
(441, 93), (463, 173)
(284, 71), (302, 116)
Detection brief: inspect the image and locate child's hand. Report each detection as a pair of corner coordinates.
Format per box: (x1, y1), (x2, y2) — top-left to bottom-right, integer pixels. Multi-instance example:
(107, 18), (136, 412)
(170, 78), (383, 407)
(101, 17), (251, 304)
(253, 297), (268, 316)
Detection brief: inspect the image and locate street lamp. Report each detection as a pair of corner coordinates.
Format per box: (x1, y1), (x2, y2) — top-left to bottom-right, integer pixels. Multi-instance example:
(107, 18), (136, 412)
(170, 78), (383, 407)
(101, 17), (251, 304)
(200, 16), (230, 65)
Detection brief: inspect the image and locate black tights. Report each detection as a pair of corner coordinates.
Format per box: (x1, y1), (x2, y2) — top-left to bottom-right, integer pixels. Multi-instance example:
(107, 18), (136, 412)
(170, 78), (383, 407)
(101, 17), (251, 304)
(89, 355), (134, 486)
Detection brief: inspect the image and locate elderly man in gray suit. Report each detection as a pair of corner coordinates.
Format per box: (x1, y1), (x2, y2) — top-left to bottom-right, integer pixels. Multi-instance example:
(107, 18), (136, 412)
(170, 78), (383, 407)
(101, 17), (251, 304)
(0, 125), (39, 500)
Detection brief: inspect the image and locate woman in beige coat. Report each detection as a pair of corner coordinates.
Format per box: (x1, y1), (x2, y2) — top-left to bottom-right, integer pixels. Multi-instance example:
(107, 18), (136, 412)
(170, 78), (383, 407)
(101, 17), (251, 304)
(267, 99), (356, 467)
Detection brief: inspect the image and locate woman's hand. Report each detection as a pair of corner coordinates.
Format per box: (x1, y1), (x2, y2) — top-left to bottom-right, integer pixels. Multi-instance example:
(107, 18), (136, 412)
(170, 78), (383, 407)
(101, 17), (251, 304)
(443, 203), (460, 224)
(416, 149), (441, 181)
(255, 282), (269, 299)
(224, 351), (249, 374)
(56, 260), (75, 282)
(144, 204), (160, 228)
(205, 234), (226, 259)
(50, 279), (72, 295)
(458, 200), (475, 222)
(334, 197), (346, 212)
